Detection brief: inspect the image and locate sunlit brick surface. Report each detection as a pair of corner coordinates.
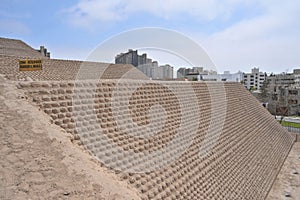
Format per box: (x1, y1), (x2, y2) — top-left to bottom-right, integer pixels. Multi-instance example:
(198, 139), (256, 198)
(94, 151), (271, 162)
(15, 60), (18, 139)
(19, 80), (295, 200)
(0, 38), (44, 58)
(0, 55), (148, 81)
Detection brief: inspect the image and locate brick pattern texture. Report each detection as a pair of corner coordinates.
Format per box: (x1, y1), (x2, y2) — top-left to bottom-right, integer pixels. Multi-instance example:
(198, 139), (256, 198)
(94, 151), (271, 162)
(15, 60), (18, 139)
(18, 80), (295, 200)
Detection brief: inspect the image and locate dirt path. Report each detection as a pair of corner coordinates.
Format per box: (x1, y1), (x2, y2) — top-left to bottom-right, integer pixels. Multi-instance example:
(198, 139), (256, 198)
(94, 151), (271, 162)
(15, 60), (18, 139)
(266, 141), (300, 200)
(0, 76), (139, 200)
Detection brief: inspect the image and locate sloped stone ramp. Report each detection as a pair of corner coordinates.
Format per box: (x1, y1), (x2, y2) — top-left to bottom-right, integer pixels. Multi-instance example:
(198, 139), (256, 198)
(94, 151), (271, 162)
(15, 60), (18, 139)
(19, 80), (295, 200)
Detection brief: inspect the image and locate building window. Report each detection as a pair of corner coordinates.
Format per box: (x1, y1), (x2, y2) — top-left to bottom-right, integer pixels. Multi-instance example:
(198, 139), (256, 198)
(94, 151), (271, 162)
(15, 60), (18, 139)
(288, 90), (298, 95)
(288, 99), (298, 105)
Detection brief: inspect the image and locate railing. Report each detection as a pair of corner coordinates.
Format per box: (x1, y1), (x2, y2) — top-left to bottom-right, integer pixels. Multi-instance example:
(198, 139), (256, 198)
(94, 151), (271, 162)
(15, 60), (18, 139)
(283, 126), (300, 134)
(275, 116), (300, 135)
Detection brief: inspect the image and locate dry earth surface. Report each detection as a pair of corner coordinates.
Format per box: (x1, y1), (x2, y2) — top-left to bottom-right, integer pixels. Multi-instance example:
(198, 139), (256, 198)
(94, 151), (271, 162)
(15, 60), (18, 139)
(0, 75), (139, 200)
(266, 141), (300, 200)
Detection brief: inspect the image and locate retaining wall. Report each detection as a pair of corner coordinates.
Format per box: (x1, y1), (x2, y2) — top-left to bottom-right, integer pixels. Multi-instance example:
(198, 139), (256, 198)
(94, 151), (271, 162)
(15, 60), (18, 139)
(18, 80), (295, 200)
(0, 55), (148, 81)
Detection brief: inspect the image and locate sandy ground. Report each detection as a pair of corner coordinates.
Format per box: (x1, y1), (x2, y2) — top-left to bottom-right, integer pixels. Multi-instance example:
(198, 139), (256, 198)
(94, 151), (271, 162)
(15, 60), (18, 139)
(0, 76), (139, 200)
(266, 141), (300, 200)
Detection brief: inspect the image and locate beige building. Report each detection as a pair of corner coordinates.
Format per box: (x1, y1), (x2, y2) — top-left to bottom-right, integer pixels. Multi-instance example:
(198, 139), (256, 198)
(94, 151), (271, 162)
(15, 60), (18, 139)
(243, 67), (266, 90)
(137, 62), (173, 80)
(263, 72), (300, 116)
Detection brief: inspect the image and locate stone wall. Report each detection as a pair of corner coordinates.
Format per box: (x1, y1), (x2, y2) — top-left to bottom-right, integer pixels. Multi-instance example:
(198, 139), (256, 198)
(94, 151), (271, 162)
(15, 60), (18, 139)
(18, 80), (295, 199)
(0, 55), (149, 81)
(18, 80), (295, 200)
(0, 37), (44, 58)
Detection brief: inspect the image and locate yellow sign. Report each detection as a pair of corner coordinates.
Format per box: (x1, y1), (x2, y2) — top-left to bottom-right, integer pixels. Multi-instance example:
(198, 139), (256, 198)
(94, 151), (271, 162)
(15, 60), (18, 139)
(19, 59), (42, 71)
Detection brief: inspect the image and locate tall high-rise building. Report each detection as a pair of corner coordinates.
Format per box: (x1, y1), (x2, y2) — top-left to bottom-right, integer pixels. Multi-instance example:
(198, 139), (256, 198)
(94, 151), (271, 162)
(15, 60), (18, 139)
(159, 64), (173, 80)
(115, 49), (173, 79)
(115, 49), (140, 67)
(115, 49), (150, 67)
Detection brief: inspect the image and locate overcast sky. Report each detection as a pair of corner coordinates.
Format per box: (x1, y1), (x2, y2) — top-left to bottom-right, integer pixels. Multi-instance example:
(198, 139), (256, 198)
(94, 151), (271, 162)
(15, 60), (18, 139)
(1, 0), (299, 74)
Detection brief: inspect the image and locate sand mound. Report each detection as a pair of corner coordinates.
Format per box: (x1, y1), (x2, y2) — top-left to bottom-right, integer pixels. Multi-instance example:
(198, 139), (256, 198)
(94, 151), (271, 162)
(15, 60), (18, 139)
(0, 76), (139, 200)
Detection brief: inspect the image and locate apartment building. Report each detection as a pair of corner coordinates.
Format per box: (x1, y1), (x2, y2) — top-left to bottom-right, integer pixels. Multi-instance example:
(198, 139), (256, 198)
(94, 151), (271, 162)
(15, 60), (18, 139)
(243, 67), (266, 90)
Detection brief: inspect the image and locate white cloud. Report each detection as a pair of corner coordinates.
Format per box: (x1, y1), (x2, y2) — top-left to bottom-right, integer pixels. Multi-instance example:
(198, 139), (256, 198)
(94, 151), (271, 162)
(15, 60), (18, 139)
(62, 0), (300, 73)
(63, 0), (125, 27)
(63, 0), (256, 27)
(195, 1), (300, 73)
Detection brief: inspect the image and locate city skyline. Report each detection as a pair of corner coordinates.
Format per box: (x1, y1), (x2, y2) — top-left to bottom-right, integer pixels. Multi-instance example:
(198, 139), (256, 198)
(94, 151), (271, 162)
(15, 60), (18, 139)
(1, 0), (299, 74)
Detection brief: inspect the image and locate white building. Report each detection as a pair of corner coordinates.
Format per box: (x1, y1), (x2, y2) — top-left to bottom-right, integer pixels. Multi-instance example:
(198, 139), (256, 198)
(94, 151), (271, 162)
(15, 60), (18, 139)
(137, 62), (173, 80)
(243, 67), (266, 90)
(158, 64), (173, 80)
(293, 69), (300, 85)
(201, 71), (243, 82)
(177, 67), (216, 79)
